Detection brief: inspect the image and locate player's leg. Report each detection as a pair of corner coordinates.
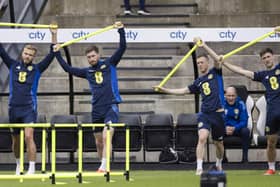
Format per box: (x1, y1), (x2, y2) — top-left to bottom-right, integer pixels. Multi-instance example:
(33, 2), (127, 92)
(9, 107), (21, 175)
(264, 113), (278, 175)
(11, 133), (20, 175)
(23, 109), (37, 174)
(11, 133), (20, 158)
(97, 104), (118, 172)
(196, 128), (209, 175)
(267, 134), (277, 162)
(97, 122), (114, 172)
(196, 113), (210, 175)
(93, 131), (103, 160)
(211, 111), (225, 171)
(265, 134), (277, 175)
(92, 112), (106, 170)
(213, 140), (224, 170)
(25, 127), (36, 174)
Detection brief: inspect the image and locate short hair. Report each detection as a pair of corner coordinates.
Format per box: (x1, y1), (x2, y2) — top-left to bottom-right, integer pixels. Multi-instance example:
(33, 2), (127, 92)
(23, 44), (37, 55)
(196, 53), (209, 60)
(85, 45), (99, 55)
(259, 48), (273, 57)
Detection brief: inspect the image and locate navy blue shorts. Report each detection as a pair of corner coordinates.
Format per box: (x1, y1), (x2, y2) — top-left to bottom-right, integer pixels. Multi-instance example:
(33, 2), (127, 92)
(92, 104), (119, 133)
(9, 105), (37, 135)
(265, 106), (280, 135)
(197, 111), (225, 141)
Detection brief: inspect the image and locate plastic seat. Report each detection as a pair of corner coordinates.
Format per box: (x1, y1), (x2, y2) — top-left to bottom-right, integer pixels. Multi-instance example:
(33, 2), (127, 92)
(48, 115), (78, 163)
(0, 116), (12, 152)
(79, 114), (97, 152)
(143, 113), (174, 162)
(34, 114), (47, 152)
(113, 114), (142, 152)
(175, 113), (198, 151)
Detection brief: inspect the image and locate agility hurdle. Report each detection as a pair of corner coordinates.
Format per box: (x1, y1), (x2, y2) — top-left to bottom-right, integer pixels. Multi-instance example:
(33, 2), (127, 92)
(0, 123), (130, 184)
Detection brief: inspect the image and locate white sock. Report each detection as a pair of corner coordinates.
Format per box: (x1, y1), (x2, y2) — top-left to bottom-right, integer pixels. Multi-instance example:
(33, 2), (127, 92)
(27, 161), (35, 174)
(268, 162), (275, 171)
(216, 158), (223, 168)
(99, 158), (107, 171)
(16, 158), (20, 166)
(15, 159), (20, 175)
(197, 159), (203, 170)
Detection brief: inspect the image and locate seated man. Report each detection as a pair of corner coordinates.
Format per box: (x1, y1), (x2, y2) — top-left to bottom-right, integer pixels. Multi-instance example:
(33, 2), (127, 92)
(224, 86), (250, 163)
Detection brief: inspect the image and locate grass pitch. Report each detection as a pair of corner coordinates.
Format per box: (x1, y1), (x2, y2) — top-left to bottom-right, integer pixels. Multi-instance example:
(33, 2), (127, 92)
(0, 170), (278, 187)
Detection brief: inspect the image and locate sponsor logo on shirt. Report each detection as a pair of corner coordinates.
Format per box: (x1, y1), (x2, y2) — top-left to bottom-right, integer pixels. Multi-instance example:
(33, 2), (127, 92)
(275, 69), (280, 75)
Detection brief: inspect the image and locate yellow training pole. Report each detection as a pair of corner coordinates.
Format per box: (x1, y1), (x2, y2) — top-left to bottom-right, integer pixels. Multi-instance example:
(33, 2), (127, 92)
(155, 44), (198, 90)
(59, 25), (114, 49)
(41, 128), (46, 181)
(20, 128), (24, 182)
(51, 127), (56, 184)
(78, 126), (83, 183)
(106, 125), (110, 182)
(125, 128), (130, 181)
(0, 22), (57, 28)
(223, 30), (275, 60)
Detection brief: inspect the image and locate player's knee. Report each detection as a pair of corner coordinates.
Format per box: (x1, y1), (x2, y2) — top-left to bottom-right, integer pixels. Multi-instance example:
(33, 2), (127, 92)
(198, 137), (207, 145)
(267, 139), (277, 148)
(102, 136), (109, 145)
(95, 139), (103, 148)
(24, 133), (34, 143)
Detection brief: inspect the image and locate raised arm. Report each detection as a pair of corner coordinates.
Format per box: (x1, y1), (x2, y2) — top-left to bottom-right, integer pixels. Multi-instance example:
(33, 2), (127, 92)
(54, 50), (87, 78)
(194, 37), (220, 69)
(0, 43), (17, 68)
(153, 86), (190, 95)
(222, 60), (254, 79)
(109, 21), (126, 66)
(51, 22), (58, 44)
(37, 24), (58, 72)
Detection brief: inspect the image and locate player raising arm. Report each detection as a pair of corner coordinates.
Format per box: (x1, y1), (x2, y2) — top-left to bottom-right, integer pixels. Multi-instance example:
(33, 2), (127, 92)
(155, 38), (225, 175)
(53, 21), (126, 173)
(220, 27), (280, 175)
(0, 24), (57, 175)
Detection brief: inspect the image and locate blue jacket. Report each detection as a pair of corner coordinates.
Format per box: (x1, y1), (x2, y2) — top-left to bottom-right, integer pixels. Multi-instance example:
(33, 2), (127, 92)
(224, 97), (248, 131)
